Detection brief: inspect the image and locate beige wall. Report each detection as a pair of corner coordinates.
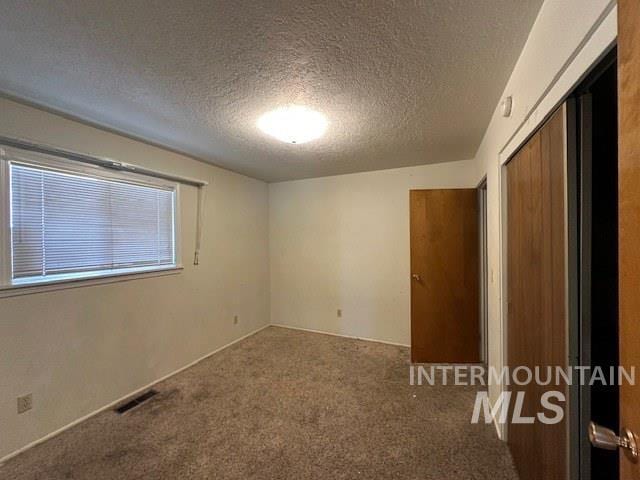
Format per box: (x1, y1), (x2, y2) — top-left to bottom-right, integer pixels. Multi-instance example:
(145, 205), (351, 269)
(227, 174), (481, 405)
(0, 0), (621, 459)
(270, 0), (619, 436)
(269, 160), (478, 346)
(473, 0), (616, 437)
(0, 98), (270, 459)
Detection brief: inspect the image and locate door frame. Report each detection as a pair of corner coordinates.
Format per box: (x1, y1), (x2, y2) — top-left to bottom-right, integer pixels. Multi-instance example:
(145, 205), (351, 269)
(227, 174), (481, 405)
(478, 177), (489, 364)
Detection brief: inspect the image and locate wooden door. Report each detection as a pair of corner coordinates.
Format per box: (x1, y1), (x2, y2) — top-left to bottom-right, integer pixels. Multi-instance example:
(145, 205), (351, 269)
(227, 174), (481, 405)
(409, 189), (480, 363)
(506, 106), (567, 480)
(618, 1), (640, 478)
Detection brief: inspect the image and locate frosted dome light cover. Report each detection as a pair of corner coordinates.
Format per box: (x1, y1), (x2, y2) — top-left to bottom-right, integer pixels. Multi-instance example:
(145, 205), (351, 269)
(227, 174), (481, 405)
(258, 105), (327, 144)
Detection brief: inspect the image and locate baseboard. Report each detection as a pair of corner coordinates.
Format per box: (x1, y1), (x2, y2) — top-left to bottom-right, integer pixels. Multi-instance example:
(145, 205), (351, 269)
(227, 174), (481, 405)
(493, 412), (503, 440)
(270, 323), (410, 348)
(489, 398), (506, 441)
(0, 324), (270, 465)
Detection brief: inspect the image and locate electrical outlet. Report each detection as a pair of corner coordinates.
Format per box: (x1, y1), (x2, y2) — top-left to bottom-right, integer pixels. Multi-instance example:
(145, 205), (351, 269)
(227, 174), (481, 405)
(337, 309), (342, 318)
(233, 315), (238, 325)
(17, 394), (32, 414)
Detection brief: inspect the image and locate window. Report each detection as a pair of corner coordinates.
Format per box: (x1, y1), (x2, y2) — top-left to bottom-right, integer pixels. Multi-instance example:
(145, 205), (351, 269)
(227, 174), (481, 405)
(1, 149), (178, 288)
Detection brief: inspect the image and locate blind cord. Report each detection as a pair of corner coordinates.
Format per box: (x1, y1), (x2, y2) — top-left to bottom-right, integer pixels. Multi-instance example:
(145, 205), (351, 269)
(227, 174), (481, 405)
(194, 185), (205, 265)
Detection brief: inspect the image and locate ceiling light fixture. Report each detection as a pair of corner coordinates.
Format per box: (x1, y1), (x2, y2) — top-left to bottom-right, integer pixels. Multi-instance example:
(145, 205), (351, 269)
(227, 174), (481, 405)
(258, 105), (327, 144)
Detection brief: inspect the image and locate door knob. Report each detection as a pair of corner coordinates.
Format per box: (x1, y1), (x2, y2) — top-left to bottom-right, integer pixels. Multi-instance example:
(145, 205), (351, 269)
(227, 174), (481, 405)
(412, 274), (421, 282)
(589, 421), (638, 461)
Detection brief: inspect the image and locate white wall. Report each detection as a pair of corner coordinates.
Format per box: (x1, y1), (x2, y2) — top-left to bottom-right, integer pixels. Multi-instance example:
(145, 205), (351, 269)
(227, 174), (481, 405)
(269, 160), (478, 346)
(0, 98), (270, 460)
(472, 0), (617, 436)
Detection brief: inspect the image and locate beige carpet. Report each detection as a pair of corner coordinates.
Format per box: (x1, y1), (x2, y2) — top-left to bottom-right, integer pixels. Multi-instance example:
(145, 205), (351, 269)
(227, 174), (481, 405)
(1, 326), (518, 479)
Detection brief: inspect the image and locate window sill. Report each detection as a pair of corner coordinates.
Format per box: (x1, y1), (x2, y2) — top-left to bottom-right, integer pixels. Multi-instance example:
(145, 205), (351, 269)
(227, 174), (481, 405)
(0, 266), (183, 298)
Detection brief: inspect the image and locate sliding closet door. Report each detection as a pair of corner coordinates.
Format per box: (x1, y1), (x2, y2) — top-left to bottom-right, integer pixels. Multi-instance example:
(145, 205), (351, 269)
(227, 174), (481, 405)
(506, 106), (567, 480)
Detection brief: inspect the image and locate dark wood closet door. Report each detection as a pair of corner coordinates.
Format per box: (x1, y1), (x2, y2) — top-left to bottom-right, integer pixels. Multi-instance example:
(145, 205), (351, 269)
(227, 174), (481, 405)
(506, 106), (567, 480)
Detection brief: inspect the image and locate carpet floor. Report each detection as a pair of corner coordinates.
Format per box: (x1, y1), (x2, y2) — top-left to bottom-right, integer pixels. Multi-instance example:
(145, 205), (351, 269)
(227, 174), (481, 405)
(1, 326), (518, 479)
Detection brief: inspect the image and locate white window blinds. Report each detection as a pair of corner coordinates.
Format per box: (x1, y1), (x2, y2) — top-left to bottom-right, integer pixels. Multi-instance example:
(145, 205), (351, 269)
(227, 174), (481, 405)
(10, 163), (176, 282)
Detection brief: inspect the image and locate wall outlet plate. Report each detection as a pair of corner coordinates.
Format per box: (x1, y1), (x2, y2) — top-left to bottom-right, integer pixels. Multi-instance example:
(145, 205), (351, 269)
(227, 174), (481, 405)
(337, 309), (342, 318)
(17, 394), (32, 414)
(233, 315), (238, 325)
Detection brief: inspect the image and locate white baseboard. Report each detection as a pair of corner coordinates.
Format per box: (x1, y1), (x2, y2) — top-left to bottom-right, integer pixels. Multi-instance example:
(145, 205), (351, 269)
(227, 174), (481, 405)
(270, 323), (410, 348)
(493, 412), (503, 440)
(0, 324), (270, 465)
(489, 398), (506, 441)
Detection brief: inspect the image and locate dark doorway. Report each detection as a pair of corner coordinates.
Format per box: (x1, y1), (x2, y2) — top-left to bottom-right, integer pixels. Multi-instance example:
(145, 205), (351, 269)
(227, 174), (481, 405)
(572, 48), (619, 480)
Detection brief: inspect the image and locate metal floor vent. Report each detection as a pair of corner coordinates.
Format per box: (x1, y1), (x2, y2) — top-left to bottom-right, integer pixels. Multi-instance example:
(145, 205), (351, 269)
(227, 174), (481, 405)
(115, 389), (158, 414)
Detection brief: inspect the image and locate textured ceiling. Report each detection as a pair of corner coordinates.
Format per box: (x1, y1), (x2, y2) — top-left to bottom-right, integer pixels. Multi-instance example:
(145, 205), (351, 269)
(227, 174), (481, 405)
(0, 1), (542, 182)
